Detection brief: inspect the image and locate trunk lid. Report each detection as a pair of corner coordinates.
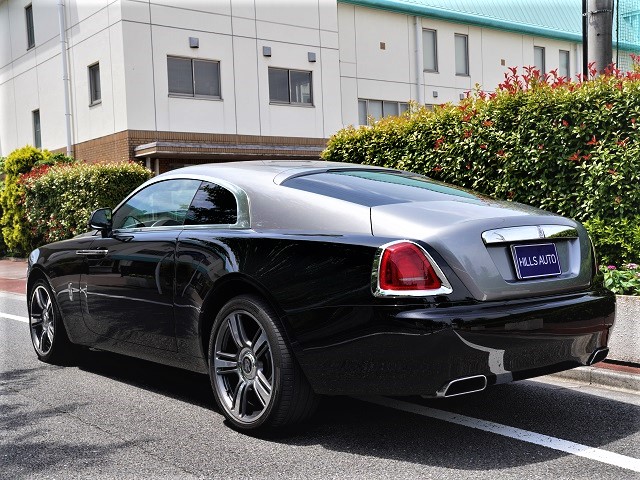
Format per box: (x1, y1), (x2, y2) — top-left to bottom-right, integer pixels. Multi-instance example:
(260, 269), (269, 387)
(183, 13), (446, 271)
(371, 200), (593, 301)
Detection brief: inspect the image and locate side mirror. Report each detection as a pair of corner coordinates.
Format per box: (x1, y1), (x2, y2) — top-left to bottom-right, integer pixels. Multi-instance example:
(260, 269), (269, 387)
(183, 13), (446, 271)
(88, 208), (112, 236)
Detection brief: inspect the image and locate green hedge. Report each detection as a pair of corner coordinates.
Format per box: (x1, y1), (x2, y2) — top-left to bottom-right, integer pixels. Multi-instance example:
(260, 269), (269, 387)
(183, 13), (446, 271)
(323, 68), (640, 266)
(0, 146), (59, 254)
(0, 156), (6, 254)
(22, 161), (153, 250)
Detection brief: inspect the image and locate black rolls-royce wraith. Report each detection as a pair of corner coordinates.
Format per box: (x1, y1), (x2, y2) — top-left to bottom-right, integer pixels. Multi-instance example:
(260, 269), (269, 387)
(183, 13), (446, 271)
(27, 160), (615, 431)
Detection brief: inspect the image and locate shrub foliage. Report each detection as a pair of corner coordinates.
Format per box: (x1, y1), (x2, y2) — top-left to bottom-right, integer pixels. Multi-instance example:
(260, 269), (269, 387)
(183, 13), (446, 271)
(22, 161), (153, 248)
(0, 146), (56, 254)
(323, 66), (640, 265)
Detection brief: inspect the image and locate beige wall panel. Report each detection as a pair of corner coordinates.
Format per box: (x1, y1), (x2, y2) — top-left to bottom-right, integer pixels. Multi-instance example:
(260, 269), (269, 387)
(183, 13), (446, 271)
(233, 35), (261, 135)
(149, 3), (231, 35)
(122, 21), (155, 130)
(354, 7), (411, 84)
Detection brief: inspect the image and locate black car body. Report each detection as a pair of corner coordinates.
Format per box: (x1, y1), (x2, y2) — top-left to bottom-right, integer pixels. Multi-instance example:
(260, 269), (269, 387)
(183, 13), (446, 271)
(27, 161), (615, 430)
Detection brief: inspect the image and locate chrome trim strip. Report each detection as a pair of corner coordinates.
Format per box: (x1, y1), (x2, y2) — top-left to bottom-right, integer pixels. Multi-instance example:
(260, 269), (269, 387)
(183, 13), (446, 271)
(75, 249), (109, 256)
(371, 240), (453, 298)
(481, 225), (579, 244)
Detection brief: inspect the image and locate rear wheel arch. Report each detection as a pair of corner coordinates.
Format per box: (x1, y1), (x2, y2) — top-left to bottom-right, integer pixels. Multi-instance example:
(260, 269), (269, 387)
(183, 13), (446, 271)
(199, 274), (290, 361)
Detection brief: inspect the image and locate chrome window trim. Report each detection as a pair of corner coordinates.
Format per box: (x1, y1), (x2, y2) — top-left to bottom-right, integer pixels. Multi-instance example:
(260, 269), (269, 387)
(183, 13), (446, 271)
(111, 175), (250, 234)
(371, 240), (453, 298)
(481, 225), (578, 245)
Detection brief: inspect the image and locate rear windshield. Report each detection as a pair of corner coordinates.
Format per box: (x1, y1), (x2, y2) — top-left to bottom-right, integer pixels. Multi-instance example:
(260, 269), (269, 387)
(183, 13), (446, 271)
(281, 170), (480, 207)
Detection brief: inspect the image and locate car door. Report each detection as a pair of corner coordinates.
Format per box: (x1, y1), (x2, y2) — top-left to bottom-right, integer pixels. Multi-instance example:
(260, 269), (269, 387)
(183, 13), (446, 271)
(174, 180), (247, 357)
(81, 178), (202, 351)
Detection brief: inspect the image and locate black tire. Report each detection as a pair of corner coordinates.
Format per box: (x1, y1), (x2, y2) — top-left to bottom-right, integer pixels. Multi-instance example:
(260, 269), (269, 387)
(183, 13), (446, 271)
(28, 278), (74, 364)
(208, 294), (318, 431)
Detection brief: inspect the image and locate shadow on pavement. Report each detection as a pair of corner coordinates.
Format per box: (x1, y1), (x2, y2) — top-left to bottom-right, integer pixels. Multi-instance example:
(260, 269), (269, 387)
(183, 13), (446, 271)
(48, 347), (640, 472)
(6, 351), (640, 473)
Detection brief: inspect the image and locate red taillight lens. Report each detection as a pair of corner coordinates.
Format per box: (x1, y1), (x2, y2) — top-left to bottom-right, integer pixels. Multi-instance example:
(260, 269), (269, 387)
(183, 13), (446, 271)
(379, 242), (441, 291)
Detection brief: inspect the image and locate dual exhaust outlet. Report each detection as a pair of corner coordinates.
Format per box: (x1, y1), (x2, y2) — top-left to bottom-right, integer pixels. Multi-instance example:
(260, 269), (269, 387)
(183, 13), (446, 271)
(434, 347), (609, 398)
(436, 374), (487, 398)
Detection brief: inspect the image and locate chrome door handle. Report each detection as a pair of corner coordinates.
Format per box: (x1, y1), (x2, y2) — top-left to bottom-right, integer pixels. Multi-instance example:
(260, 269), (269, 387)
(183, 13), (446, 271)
(75, 249), (109, 257)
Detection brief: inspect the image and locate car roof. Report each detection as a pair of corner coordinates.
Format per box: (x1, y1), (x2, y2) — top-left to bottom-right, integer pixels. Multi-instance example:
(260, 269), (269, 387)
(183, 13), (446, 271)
(156, 160), (389, 187)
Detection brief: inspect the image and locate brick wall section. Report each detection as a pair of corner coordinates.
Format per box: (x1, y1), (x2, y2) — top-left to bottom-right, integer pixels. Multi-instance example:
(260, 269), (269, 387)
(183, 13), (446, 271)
(53, 130), (327, 165)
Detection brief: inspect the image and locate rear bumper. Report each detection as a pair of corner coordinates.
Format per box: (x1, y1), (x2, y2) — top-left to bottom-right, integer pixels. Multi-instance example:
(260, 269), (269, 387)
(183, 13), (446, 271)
(292, 290), (616, 395)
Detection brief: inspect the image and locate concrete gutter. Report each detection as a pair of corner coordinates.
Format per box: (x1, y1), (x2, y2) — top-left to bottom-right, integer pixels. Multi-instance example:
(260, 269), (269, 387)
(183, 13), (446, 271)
(549, 363), (640, 395)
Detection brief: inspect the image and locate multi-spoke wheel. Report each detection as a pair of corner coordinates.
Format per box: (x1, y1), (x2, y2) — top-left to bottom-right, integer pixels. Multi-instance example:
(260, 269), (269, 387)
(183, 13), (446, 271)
(29, 279), (72, 363)
(208, 295), (318, 431)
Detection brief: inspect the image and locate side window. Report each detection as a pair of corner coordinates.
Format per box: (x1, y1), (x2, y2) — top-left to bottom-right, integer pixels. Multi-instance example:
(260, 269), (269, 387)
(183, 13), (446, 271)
(111, 179), (201, 230)
(185, 182), (238, 226)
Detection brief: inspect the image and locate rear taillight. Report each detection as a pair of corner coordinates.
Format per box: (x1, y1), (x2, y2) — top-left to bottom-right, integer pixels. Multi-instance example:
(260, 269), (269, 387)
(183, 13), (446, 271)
(373, 241), (452, 296)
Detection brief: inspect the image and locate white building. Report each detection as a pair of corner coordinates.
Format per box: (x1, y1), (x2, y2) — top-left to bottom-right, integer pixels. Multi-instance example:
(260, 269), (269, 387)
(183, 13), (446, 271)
(1, 0), (636, 173)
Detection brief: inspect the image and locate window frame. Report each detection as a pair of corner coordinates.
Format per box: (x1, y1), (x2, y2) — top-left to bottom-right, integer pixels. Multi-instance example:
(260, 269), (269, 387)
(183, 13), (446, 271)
(559, 49), (570, 78)
(110, 177), (251, 232)
(32, 109), (41, 148)
(25, 4), (35, 50)
(110, 179), (202, 231)
(534, 46), (546, 74)
(358, 98), (409, 125)
(167, 56), (222, 100)
(88, 62), (101, 106)
(422, 28), (438, 73)
(454, 33), (469, 76)
(268, 67), (314, 106)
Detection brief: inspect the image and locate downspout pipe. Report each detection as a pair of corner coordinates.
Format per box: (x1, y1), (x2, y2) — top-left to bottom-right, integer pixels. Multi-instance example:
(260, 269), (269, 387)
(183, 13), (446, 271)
(414, 16), (424, 105)
(57, 0), (72, 157)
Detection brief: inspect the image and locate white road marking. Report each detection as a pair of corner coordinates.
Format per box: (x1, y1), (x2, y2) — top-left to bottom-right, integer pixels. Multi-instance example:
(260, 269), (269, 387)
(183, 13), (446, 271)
(359, 396), (640, 473)
(0, 312), (29, 323)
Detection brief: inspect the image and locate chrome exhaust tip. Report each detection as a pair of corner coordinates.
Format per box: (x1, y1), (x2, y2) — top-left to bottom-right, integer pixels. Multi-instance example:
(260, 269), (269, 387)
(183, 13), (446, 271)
(587, 347), (609, 366)
(436, 375), (487, 398)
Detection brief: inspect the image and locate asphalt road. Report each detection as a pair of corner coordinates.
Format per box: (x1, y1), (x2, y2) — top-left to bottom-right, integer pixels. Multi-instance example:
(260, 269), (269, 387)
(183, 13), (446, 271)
(1, 291), (639, 479)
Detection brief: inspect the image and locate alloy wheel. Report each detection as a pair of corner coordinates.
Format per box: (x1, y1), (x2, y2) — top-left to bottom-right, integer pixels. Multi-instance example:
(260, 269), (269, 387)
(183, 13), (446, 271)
(213, 309), (274, 424)
(30, 285), (55, 357)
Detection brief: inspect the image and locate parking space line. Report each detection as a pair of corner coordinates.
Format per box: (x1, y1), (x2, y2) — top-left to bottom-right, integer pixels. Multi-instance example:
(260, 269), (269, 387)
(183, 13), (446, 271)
(358, 396), (640, 473)
(0, 312), (29, 323)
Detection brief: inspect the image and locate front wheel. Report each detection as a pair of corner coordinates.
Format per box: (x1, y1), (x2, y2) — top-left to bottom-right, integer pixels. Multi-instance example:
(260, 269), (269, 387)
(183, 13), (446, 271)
(28, 278), (74, 364)
(208, 295), (318, 431)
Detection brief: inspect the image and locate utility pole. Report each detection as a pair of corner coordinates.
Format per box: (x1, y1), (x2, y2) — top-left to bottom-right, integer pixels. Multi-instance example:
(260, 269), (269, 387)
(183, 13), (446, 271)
(582, 0), (588, 77)
(587, 0), (614, 75)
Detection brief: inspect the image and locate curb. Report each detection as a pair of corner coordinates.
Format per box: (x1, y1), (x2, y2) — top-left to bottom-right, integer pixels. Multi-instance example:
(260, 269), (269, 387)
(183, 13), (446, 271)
(548, 365), (640, 394)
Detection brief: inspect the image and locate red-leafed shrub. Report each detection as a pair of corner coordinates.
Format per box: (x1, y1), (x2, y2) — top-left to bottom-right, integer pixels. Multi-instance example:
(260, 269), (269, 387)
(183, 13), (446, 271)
(21, 161), (153, 248)
(323, 63), (640, 267)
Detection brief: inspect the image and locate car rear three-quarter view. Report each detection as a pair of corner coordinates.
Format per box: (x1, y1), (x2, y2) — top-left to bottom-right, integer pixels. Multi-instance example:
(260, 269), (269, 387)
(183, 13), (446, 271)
(26, 160), (615, 431)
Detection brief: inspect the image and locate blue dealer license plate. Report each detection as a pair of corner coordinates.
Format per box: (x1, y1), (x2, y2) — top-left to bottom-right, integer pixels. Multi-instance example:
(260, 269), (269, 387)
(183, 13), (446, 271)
(511, 243), (562, 280)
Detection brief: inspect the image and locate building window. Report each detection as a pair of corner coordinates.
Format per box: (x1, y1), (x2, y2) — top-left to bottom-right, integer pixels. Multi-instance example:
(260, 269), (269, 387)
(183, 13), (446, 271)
(455, 34), (469, 76)
(88, 63), (101, 105)
(358, 99), (409, 125)
(268, 68), (313, 105)
(32, 109), (41, 148)
(25, 4), (35, 49)
(534, 46), (546, 74)
(167, 56), (221, 98)
(559, 49), (570, 78)
(422, 29), (438, 72)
